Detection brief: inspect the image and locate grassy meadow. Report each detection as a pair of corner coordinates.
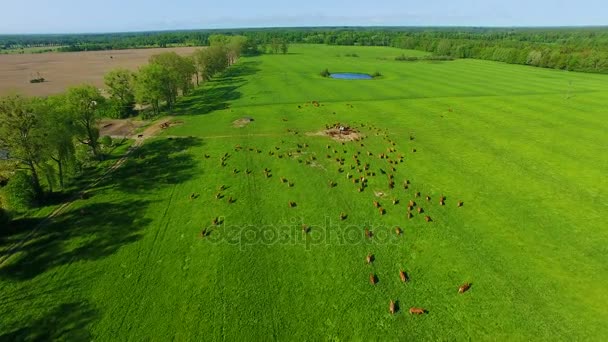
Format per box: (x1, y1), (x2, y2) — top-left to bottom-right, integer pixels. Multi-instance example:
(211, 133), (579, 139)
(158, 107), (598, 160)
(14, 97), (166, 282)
(1, 44), (607, 340)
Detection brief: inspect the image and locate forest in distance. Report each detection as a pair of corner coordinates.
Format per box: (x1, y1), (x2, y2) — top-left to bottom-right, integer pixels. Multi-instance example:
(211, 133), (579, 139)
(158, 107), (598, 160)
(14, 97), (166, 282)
(2, 26), (608, 73)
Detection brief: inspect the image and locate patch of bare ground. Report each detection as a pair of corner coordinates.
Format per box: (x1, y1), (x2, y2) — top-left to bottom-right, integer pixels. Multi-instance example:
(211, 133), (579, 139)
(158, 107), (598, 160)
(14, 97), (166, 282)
(233, 117), (254, 128)
(306, 123), (363, 142)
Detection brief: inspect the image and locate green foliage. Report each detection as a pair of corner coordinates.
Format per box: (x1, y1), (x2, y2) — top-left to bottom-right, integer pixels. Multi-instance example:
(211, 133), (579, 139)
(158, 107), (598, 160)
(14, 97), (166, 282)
(2, 171), (36, 210)
(135, 63), (168, 116)
(320, 68), (330, 77)
(104, 69), (135, 118)
(65, 85), (104, 159)
(100, 136), (113, 148)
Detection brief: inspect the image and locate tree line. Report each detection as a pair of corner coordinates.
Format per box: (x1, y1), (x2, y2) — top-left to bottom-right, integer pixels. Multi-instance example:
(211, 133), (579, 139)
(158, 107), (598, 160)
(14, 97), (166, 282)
(3, 27), (607, 73)
(0, 35), (247, 221)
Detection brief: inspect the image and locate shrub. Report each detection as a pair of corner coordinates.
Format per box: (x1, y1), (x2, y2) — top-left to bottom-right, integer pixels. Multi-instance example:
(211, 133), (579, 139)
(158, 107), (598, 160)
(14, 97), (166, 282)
(0, 206), (8, 225)
(100, 135), (113, 148)
(2, 171), (36, 210)
(320, 69), (331, 78)
(372, 71), (382, 78)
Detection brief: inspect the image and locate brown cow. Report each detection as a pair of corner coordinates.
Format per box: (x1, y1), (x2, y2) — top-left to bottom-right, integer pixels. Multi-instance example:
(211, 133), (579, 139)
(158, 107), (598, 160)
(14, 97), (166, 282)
(389, 300), (396, 315)
(302, 224), (311, 234)
(417, 207), (423, 214)
(370, 273), (378, 285)
(409, 307), (426, 315)
(395, 227), (403, 235)
(379, 207), (385, 215)
(407, 212), (413, 219)
(392, 198), (399, 205)
(366, 254), (374, 264)
(415, 191), (421, 198)
(409, 200), (416, 207)
(425, 216), (432, 222)
(288, 201), (297, 208)
(426, 195), (431, 201)
(365, 228), (373, 239)
(400, 270), (408, 282)
(373, 201), (381, 208)
(457, 201), (464, 207)
(340, 212), (347, 220)
(459, 283), (472, 293)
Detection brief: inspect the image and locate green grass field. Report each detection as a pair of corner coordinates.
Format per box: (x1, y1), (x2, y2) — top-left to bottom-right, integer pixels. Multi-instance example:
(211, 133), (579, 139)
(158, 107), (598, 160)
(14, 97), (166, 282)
(1, 44), (607, 340)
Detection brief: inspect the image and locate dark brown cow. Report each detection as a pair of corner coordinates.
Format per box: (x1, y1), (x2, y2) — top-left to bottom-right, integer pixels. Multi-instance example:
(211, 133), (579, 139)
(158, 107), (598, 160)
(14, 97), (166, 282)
(370, 273), (378, 285)
(409, 307), (426, 315)
(400, 270), (408, 282)
(459, 283), (471, 293)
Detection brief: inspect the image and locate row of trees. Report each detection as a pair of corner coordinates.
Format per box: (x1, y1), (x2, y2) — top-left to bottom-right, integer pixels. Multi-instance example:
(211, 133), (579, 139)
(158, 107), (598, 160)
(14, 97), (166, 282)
(5, 27), (606, 73)
(0, 35), (246, 215)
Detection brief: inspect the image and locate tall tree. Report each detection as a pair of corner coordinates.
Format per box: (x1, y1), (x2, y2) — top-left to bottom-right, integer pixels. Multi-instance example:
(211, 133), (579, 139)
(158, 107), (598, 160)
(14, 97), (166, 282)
(135, 63), (168, 116)
(65, 85), (104, 159)
(0, 94), (46, 197)
(104, 68), (135, 118)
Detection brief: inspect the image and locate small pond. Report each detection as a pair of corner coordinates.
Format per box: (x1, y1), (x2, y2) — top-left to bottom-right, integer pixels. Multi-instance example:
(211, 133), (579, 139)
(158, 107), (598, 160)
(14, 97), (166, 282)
(330, 73), (373, 80)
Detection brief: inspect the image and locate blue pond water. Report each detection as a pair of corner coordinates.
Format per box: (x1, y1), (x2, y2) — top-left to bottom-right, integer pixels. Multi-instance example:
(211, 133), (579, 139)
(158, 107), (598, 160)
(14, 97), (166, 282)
(330, 73), (373, 80)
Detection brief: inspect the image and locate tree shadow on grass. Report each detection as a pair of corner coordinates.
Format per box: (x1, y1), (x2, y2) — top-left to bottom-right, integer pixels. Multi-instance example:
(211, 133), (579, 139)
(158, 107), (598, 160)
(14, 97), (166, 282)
(172, 60), (261, 116)
(0, 301), (97, 341)
(0, 199), (152, 280)
(0, 137), (203, 280)
(104, 136), (203, 194)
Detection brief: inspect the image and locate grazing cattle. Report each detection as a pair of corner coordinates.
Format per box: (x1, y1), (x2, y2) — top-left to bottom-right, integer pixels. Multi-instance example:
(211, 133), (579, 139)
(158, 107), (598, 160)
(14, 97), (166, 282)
(403, 183), (409, 190)
(439, 200), (445, 206)
(457, 201), (464, 207)
(388, 174), (394, 180)
(289, 201), (297, 208)
(138, 134), (144, 138)
(246, 169), (252, 175)
(389, 181), (395, 189)
(190, 193), (196, 200)
(407, 212), (413, 219)
(400, 270), (408, 283)
(219, 185), (227, 191)
(369, 273), (377, 285)
(204, 154), (210, 159)
(426, 195), (431, 201)
(228, 197), (236, 204)
(459, 283), (472, 293)
(373, 201), (381, 208)
(200, 228), (208, 238)
(389, 300), (396, 315)
(358, 187), (364, 192)
(212, 217), (220, 226)
(340, 213), (347, 220)
(280, 177), (287, 183)
(288, 182), (294, 187)
(329, 181), (337, 188)
(302, 224), (310, 234)
(412, 148), (416, 153)
(366, 254), (374, 264)
(365, 227), (372, 239)
(392, 198), (398, 205)
(409, 308), (425, 315)
(215, 193), (223, 200)
(395, 227), (403, 235)
(409, 200), (415, 207)
(425, 216), (432, 222)
(415, 191), (420, 198)
(379, 207), (385, 215)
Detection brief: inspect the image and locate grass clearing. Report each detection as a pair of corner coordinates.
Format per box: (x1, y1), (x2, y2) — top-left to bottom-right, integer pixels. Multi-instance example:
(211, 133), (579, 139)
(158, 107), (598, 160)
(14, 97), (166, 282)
(1, 44), (607, 340)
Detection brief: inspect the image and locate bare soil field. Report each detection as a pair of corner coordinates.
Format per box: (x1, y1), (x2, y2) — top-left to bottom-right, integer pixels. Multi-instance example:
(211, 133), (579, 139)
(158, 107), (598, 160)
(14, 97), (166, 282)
(0, 47), (201, 96)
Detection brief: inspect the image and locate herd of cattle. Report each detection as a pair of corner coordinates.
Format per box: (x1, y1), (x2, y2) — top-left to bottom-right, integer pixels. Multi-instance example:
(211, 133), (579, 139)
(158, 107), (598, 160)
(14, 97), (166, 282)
(196, 116), (471, 315)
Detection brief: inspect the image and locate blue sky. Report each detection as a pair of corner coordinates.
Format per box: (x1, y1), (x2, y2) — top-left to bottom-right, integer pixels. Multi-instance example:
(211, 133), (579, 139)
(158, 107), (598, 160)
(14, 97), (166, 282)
(1, 0), (606, 34)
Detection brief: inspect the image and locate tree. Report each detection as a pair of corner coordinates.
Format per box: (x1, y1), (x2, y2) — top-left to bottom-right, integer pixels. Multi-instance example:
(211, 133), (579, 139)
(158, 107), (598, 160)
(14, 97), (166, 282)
(65, 85), (104, 159)
(193, 46), (228, 83)
(135, 63), (167, 116)
(280, 40), (289, 54)
(38, 95), (77, 190)
(0, 94), (45, 197)
(2, 171), (37, 210)
(104, 69), (135, 118)
(149, 52), (196, 104)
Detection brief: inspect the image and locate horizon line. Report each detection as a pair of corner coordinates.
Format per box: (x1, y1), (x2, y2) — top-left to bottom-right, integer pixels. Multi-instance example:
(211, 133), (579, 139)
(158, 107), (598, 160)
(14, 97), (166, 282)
(2, 24), (608, 36)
